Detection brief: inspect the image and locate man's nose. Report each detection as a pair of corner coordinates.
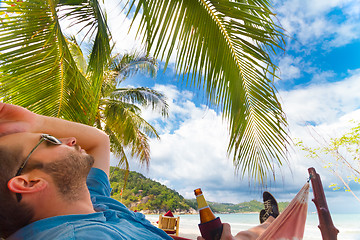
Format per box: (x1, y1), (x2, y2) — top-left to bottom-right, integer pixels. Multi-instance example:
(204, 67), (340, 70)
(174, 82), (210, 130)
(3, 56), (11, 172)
(61, 137), (77, 146)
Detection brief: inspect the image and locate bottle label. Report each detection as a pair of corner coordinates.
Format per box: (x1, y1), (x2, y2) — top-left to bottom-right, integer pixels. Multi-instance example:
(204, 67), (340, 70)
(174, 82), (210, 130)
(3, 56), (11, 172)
(196, 194), (208, 210)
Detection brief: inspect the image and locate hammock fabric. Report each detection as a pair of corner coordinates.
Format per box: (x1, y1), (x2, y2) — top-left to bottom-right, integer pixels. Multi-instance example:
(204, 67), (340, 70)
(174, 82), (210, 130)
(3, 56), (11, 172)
(257, 182), (309, 240)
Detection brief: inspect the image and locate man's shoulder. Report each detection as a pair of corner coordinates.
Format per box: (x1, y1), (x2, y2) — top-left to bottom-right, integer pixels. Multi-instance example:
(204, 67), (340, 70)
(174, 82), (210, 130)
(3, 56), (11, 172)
(9, 213), (105, 237)
(87, 167), (112, 197)
(10, 213), (117, 239)
(10, 212), (172, 240)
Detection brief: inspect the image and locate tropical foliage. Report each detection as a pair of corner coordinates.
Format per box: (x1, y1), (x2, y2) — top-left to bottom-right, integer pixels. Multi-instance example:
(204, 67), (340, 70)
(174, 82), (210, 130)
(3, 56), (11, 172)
(67, 37), (168, 171)
(110, 167), (190, 212)
(0, 0), (289, 182)
(296, 122), (360, 203)
(186, 199), (289, 213)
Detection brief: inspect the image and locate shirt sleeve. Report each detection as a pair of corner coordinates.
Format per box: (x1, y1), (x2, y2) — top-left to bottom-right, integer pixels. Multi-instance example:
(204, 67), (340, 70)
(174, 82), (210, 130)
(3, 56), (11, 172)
(86, 168), (112, 197)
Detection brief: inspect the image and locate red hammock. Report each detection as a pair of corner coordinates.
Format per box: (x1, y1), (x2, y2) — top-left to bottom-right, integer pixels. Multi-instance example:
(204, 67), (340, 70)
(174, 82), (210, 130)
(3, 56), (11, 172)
(257, 182), (309, 239)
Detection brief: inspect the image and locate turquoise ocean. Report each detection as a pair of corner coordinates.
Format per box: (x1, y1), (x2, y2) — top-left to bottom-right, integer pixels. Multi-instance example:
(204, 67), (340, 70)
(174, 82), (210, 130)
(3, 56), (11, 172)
(146, 213), (360, 240)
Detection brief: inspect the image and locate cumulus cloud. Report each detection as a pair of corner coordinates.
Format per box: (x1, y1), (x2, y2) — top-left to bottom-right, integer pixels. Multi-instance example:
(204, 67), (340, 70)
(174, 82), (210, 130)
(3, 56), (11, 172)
(277, 56), (302, 81)
(310, 70), (336, 83)
(279, 68), (360, 126)
(275, 0), (360, 49)
(130, 85), (240, 198)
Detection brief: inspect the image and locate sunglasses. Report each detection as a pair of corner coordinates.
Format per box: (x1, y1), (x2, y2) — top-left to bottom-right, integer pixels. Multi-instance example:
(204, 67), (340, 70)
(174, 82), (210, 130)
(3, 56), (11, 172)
(15, 134), (62, 177)
(15, 134), (62, 202)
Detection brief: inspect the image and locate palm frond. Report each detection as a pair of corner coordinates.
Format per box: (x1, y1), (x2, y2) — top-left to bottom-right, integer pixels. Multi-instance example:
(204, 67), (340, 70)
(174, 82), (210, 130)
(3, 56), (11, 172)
(111, 87), (168, 117)
(106, 127), (130, 187)
(103, 99), (159, 168)
(128, 0), (288, 182)
(58, 0), (112, 123)
(0, 0), (93, 123)
(103, 99), (160, 140)
(112, 53), (158, 80)
(66, 36), (87, 74)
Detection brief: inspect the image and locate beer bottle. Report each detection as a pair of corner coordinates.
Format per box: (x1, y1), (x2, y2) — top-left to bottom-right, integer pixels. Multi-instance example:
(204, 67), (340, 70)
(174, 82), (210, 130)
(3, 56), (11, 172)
(194, 188), (223, 240)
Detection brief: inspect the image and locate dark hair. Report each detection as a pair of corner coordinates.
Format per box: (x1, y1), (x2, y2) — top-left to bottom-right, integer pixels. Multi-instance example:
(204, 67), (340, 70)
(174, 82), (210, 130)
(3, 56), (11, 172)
(0, 146), (34, 238)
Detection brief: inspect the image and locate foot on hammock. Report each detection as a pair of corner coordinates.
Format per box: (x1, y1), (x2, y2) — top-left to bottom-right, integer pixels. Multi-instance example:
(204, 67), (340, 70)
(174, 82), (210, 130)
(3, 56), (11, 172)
(259, 191), (279, 223)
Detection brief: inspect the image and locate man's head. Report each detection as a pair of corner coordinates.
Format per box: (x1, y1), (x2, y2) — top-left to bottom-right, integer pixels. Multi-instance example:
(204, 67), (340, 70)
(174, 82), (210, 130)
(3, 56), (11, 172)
(0, 145), (33, 238)
(0, 132), (94, 237)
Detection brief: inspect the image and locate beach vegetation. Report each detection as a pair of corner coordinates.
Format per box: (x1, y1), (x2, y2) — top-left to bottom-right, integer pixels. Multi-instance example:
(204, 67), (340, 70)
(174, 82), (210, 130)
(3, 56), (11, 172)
(296, 121), (360, 203)
(187, 198), (289, 213)
(110, 167), (191, 212)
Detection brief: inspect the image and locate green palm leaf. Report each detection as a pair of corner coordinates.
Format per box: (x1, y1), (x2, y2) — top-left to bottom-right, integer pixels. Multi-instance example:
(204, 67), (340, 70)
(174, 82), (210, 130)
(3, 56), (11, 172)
(111, 87), (168, 118)
(102, 99), (159, 167)
(0, 0), (92, 123)
(128, 0), (288, 182)
(58, 0), (112, 123)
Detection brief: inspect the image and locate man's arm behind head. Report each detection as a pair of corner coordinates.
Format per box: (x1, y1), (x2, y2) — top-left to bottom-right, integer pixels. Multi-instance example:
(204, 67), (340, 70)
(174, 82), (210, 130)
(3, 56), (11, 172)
(0, 103), (111, 176)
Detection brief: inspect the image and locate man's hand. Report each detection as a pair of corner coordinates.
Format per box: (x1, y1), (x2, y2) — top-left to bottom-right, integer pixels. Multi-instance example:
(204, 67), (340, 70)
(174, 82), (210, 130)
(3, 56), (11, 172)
(0, 103), (40, 136)
(197, 224), (235, 240)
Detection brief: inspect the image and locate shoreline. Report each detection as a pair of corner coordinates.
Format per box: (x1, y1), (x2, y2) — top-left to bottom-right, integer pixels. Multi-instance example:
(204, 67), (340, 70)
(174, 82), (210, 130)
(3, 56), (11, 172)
(146, 213), (360, 240)
(140, 210), (260, 215)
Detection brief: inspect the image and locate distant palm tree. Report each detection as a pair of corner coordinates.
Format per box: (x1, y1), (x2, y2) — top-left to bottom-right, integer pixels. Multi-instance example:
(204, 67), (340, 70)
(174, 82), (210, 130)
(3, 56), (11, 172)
(0, 0), (288, 182)
(70, 37), (169, 173)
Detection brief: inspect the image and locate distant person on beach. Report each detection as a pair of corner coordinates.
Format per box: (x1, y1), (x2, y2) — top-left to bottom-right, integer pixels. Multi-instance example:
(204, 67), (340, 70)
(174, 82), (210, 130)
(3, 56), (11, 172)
(0, 103), (278, 240)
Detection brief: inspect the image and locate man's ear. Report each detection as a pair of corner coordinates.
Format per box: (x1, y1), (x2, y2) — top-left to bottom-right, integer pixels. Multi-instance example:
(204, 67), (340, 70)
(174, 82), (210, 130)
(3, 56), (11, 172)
(7, 175), (47, 194)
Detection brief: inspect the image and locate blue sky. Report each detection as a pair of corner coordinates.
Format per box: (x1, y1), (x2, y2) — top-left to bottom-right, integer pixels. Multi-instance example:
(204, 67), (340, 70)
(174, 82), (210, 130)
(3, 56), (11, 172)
(63, 0), (360, 214)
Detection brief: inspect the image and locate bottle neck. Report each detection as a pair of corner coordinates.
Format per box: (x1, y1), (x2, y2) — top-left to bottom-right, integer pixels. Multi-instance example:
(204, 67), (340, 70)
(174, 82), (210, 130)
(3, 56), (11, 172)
(196, 193), (209, 210)
(196, 193), (217, 223)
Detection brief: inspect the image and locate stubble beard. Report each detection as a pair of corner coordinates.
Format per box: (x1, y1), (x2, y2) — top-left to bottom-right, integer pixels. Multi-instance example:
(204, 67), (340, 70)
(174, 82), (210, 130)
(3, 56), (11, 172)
(44, 150), (95, 201)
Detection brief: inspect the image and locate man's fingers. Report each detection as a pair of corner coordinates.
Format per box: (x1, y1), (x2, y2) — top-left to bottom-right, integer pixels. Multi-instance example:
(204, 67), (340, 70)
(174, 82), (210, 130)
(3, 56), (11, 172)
(221, 223), (234, 240)
(197, 223), (234, 240)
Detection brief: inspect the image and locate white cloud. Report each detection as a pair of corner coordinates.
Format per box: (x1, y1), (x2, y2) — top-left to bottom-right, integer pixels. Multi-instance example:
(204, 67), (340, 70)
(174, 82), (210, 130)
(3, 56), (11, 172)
(278, 56), (302, 81)
(311, 70), (336, 83)
(275, 0), (360, 49)
(279, 68), (360, 126)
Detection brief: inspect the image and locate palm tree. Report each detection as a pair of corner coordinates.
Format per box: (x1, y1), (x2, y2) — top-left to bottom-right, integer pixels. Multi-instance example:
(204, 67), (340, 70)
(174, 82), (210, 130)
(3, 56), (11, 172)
(71, 37), (169, 174)
(0, 0), (288, 182)
(98, 56), (168, 173)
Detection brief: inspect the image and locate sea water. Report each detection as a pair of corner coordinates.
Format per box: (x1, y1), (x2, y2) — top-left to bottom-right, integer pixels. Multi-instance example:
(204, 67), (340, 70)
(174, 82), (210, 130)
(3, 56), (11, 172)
(146, 213), (360, 240)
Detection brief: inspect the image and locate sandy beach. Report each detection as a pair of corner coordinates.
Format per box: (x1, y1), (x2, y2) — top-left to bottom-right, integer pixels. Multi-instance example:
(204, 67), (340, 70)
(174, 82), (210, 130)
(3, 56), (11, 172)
(146, 213), (360, 240)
